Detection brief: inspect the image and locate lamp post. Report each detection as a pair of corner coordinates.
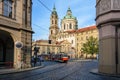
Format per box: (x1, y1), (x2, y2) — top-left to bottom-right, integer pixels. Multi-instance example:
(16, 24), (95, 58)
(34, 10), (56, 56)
(33, 43), (39, 67)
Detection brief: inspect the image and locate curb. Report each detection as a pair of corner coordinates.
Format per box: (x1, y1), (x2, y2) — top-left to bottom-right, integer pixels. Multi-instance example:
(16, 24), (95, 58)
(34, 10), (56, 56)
(90, 69), (120, 78)
(0, 65), (45, 75)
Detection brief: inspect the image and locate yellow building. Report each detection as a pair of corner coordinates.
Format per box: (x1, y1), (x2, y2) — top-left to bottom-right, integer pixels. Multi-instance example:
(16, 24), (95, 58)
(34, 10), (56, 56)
(76, 25), (98, 58)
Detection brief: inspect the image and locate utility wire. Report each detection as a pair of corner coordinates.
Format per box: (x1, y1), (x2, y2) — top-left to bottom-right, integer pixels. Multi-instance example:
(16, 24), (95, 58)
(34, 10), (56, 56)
(33, 24), (49, 32)
(37, 0), (52, 12)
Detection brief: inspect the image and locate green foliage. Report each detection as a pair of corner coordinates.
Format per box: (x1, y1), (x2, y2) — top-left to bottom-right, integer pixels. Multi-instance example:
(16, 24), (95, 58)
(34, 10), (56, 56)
(81, 36), (98, 57)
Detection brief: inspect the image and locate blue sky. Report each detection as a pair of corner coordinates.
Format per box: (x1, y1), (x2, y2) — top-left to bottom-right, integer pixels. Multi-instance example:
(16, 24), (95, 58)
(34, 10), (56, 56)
(32, 0), (96, 40)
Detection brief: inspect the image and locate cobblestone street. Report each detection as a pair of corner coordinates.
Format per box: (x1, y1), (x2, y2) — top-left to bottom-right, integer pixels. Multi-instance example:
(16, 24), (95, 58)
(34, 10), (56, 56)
(0, 60), (119, 80)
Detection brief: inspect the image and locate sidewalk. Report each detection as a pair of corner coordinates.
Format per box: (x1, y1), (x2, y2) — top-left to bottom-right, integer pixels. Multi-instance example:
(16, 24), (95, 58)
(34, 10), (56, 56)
(90, 69), (120, 78)
(0, 65), (44, 75)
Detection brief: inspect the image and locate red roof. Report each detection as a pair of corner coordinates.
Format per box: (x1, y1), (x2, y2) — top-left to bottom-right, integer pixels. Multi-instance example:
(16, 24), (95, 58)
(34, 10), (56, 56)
(76, 25), (97, 33)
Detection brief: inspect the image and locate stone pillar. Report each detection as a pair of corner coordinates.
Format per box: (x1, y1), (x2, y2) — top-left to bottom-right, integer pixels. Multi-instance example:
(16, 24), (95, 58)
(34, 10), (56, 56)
(96, 0), (120, 74)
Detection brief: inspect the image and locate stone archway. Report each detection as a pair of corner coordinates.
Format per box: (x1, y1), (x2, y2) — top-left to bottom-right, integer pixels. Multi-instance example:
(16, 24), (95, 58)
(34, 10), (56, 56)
(0, 30), (14, 68)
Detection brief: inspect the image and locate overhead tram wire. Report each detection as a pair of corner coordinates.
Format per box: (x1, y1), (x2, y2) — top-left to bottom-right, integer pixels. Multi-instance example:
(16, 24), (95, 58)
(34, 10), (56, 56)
(37, 0), (52, 12)
(37, 0), (62, 20)
(33, 24), (49, 32)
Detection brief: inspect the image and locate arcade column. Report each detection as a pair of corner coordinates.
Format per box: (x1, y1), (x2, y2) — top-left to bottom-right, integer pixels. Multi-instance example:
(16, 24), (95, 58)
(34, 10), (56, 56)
(96, 0), (120, 74)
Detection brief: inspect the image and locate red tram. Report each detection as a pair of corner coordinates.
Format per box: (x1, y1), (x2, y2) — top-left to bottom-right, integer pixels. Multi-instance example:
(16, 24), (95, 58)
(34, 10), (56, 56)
(52, 54), (69, 63)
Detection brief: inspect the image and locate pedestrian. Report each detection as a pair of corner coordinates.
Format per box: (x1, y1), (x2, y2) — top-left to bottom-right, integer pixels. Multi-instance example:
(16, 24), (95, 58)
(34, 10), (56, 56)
(33, 55), (37, 67)
(38, 56), (43, 65)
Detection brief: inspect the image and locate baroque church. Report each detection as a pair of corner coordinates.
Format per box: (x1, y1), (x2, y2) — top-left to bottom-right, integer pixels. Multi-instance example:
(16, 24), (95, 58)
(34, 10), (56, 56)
(33, 6), (98, 59)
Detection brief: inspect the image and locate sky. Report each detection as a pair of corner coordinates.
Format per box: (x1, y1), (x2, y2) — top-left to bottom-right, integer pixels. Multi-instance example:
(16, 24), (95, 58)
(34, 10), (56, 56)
(32, 0), (96, 41)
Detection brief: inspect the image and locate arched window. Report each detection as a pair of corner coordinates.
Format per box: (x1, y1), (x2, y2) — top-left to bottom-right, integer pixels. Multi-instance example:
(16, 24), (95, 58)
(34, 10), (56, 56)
(52, 20), (54, 24)
(64, 24), (66, 30)
(3, 0), (12, 18)
(69, 23), (72, 29)
(51, 30), (53, 34)
(55, 20), (57, 24)
(71, 40), (73, 44)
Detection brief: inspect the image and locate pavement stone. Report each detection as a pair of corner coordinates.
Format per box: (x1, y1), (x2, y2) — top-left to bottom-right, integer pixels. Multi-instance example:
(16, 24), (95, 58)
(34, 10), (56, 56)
(0, 65), (44, 75)
(91, 69), (120, 78)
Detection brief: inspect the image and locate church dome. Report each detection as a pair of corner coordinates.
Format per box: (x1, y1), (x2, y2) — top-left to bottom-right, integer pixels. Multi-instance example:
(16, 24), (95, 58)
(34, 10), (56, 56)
(63, 7), (76, 19)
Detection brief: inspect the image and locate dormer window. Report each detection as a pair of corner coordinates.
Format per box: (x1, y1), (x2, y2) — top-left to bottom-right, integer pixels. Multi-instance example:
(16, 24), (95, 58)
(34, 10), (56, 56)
(3, 0), (12, 18)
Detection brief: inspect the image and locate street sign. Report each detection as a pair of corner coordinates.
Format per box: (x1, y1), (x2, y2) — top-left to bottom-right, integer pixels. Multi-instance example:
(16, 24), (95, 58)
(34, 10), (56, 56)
(15, 41), (23, 49)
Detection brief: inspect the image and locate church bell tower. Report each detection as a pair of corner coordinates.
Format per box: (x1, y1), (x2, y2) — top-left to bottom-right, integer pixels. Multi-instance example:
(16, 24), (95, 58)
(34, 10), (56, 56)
(49, 5), (59, 43)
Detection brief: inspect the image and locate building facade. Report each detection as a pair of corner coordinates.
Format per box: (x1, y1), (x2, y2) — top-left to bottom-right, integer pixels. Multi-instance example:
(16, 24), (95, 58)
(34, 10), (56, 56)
(0, 0), (33, 69)
(76, 25), (98, 58)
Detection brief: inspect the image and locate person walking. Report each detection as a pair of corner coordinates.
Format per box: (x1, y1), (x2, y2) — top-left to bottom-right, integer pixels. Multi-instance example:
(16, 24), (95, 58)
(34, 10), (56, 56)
(33, 55), (37, 67)
(38, 56), (43, 65)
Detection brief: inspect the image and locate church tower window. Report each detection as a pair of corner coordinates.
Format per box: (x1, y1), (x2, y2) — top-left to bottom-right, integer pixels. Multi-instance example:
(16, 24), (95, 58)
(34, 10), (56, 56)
(51, 30), (53, 34)
(52, 20), (54, 24)
(55, 20), (57, 24)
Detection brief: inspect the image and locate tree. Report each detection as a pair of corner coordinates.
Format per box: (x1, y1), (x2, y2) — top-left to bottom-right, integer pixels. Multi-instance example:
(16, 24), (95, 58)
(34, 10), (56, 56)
(81, 36), (98, 59)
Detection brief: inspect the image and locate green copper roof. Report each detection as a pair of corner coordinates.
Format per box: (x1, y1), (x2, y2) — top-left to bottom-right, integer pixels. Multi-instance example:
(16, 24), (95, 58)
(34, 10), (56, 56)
(52, 5), (57, 15)
(63, 7), (76, 19)
(64, 15), (76, 19)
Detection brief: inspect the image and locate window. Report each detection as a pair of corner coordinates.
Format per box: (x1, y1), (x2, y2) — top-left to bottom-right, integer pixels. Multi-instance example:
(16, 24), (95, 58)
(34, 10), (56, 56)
(86, 31), (88, 34)
(3, 0), (12, 18)
(71, 40), (73, 44)
(81, 32), (83, 35)
(69, 23), (72, 29)
(52, 20), (54, 24)
(51, 30), (53, 34)
(86, 36), (88, 40)
(91, 30), (93, 33)
(55, 20), (57, 24)
(81, 37), (83, 40)
(64, 24), (66, 30)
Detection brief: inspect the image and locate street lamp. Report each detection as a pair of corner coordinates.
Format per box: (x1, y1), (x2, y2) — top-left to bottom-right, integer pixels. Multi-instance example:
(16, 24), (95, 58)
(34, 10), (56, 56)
(33, 44), (39, 67)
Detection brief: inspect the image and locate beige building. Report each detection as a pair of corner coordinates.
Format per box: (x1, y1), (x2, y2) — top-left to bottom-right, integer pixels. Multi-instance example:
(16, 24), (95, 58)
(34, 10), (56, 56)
(0, 0), (33, 69)
(32, 40), (71, 56)
(76, 25), (98, 58)
(32, 40), (61, 60)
